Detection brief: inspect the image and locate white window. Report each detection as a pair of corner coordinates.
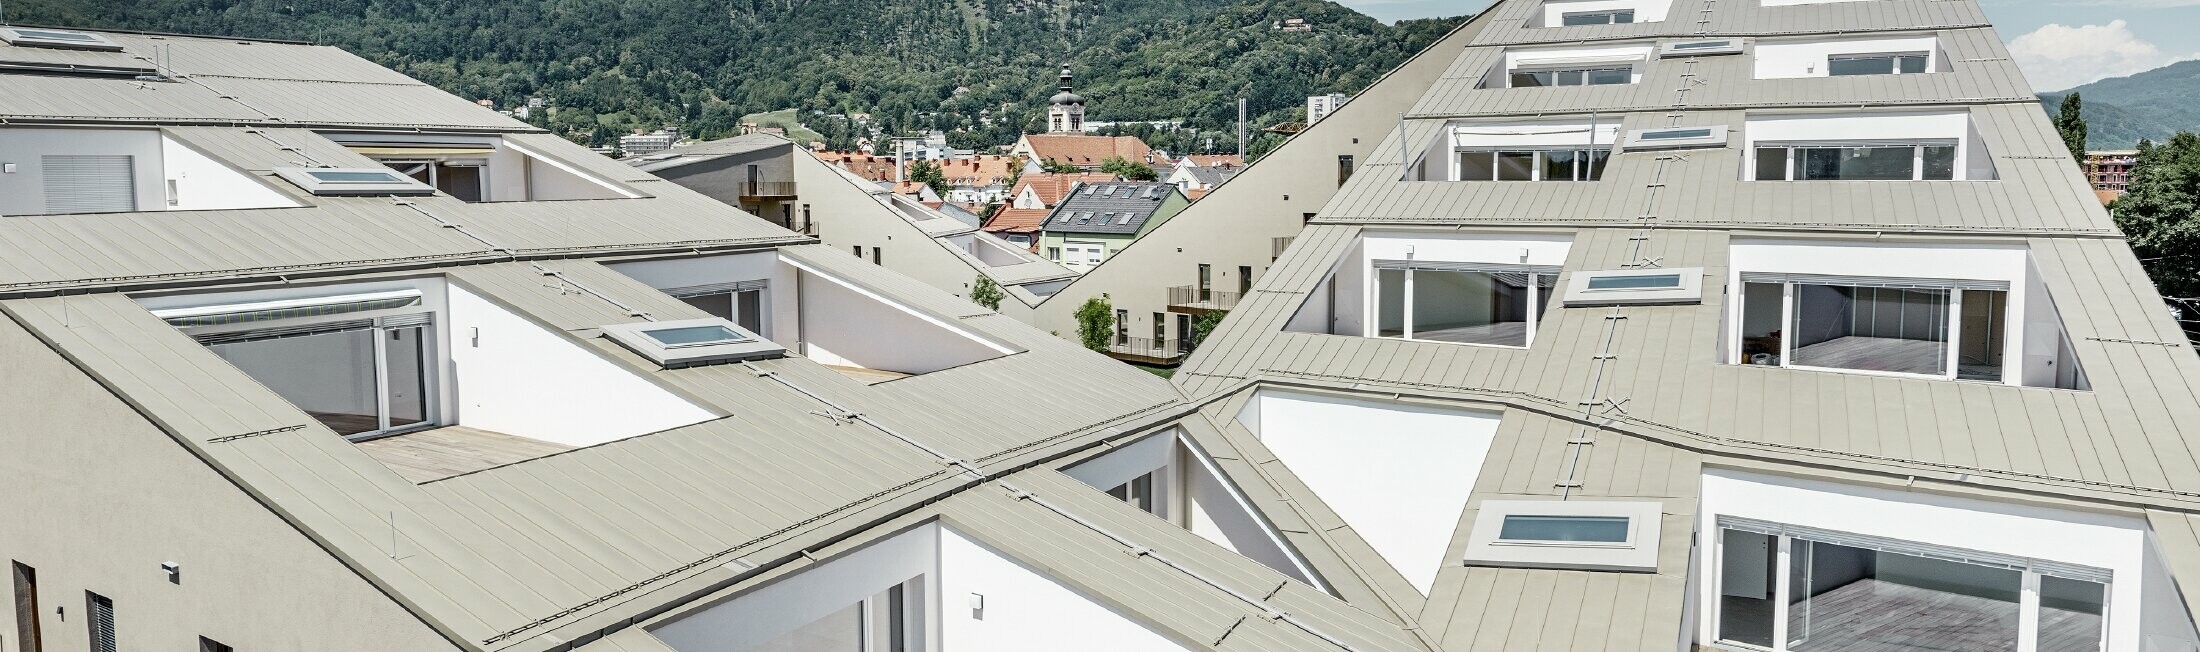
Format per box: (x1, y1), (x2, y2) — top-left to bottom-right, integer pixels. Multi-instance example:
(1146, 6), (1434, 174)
(1533, 0), (1672, 26)
(1062, 241), (1105, 268)
(1462, 500), (1663, 572)
(157, 290), (439, 440)
(1560, 9), (1633, 24)
(1714, 518), (2108, 652)
(1751, 142), (1958, 181)
(1827, 52), (1929, 76)
(1493, 45), (1650, 87)
(1374, 262), (1559, 348)
(1732, 273), (2008, 382)
(1510, 66), (1632, 87)
(1446, 120), (1621, 182)
(1455, 148), (1610, 181)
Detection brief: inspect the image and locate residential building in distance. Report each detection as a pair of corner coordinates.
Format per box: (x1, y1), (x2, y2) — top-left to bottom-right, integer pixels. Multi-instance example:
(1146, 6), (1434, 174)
(2086, 149), (2139, 203)
(1038, 182), (1190, 273)
(625, 133), (804, 230)
(618, 127), (681, 156)
(934, 154), (1018, 205)
(1166, 161), (1241, 201)
(1010, 133), (1161, 173)
(982, 171), (1120, 249)
(1306, 92), (1349, 124)
(1164, 0), (2200, 650)
(1, 24), (1423, 652)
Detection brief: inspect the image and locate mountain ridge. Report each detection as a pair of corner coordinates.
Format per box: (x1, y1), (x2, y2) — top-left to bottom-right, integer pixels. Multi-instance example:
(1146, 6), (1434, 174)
(2039, 58), (2200, 150)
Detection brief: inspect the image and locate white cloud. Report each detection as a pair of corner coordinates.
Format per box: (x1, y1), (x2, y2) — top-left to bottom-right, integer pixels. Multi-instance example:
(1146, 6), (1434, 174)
(2008, 20), (2194, 91)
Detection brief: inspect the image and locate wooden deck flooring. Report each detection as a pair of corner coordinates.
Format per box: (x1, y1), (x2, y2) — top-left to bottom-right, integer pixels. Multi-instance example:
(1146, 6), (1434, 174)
(355, 425), (576, 484)
(1722, 578), (2102, 651)
(825, 364), (913, 385)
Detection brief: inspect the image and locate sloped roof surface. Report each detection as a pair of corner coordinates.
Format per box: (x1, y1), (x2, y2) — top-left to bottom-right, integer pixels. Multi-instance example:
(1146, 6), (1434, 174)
(1042, 182), (1183, 235)
(621, 133), (790, 172)
(1022, 134), (1157, 165)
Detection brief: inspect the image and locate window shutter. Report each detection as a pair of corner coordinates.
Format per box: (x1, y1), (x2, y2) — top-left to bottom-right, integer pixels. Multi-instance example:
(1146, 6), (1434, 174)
(86, 593), (116, 652)
(41, 155), (137, 214)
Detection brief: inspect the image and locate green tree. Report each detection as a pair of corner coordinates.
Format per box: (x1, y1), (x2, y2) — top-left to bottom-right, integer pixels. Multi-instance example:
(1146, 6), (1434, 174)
(1100, 156), (1158, 181)
(2112, 133), (2200, 299)
(1040, 158), (1083, 174)
(908, 160), (951, 197)
(2056, 93), (2089, 163)
(1191, 310), (1228, 347)
(969, 275), (1005, 311)
(1074, 294), (1116, 353)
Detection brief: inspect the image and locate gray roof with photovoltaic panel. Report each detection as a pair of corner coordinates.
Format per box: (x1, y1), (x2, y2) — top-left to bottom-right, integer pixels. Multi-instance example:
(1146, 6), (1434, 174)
(1167, 0), (2200, 646)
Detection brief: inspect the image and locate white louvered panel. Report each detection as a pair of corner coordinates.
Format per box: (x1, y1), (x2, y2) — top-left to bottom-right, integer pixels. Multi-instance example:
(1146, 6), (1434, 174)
(40, 154), (136, 214)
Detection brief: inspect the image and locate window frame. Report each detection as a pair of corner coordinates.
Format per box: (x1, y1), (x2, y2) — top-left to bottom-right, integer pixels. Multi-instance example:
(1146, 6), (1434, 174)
(1508, 65), (1635, 88)
(1370, 261), (1562, 349)
(1749, 141), (1961, 181)
(161, 292), (442, 441)
(1558, 9), (1635, 25)
(1454, 148), (1612, 182)
(1728, 273), (2009, 383)
(1463, 500), (1663, 572)
(1710, 517), (2111, 652)
(1825, 51), (1931, 77)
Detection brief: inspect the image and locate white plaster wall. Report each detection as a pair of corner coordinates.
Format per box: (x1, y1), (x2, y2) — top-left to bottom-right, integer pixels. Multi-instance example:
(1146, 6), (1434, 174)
(445, 284), (716, 446)
(1727, 239), (2039, 384)
(2142, 536), (2200, 651)
(1697, 469), (2166, 650)
(160, 135), (299, 211)
(792, 262), (1010, 374)
(608, 253), (798, 345)
(1180, 436), (1322, 586)
(1534, 0), (1674, 26)
(938, 527), (1193, 652)
(1239, 390), (1503, 594)
(503, 139), (633, 200)
(1064, 432), (1177, 494)
(652, 524), (937, 652)
(1752, 36), (1942, 79)
(1743, 111), (1978, 180)
(0, 127), (164, 215)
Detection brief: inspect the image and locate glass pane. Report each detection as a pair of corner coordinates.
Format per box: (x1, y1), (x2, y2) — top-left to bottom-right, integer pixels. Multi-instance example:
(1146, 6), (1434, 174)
(1923, 146), (1957, 180)
(1614, 10), (1634, 22)
(1798, 146), (1915, 180)
(1543, 149), (1579, 181)
(1510, 71), (1550, 87)
(2038, 576), (2107, 652)
(1585, 149), (1611, 180)
(1412, 270), (1531, 346)
(438, 164), (483, 202)
(1497, 152), (1536, 181)
(1897, 55), (1929, 74)
(1377, 268), (1408, 337)
(736, 290), (765, 335)
(209, 328), (380, 436)
(1790, 284), (1950, 376)
(1740, 282), (1785, 365)
(1787, 541), (2020, 652)
(1536, 272), (1557, 321)
(384, 326), (429, 430)
(1588, 274), (1681, 290)
(1498, 515), (1629, 542)
(678, 293), (735, 321)
(1555, 70), (1585, 86)
(1719, 529), (1778, 648)
(1588, 68), (1632, 85)
(1561, 12), (1607, 25)
(1828, 56), (1892, 76)
(1460, 151), (1497, 181)
(642, 325), (744, 347)
(1755, 148), (1790, 180)
(1958, 289), (2007, 382)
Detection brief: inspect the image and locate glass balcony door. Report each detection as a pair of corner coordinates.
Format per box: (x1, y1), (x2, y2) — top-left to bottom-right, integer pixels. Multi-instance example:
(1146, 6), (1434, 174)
(1733, 274), (2008, 382)
(202, 317), (437, 440)
(1371, 263), (1558, 348)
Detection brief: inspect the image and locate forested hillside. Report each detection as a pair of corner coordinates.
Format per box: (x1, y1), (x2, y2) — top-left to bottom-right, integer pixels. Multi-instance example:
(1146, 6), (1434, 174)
(2040, 59), (2200, 150)
(10, 0), (1466, 153)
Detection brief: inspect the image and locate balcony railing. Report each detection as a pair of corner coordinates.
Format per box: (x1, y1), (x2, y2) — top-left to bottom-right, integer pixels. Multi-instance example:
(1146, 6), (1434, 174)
(738, 181), (799, 198)
(1168, 285), (1240, 313)
(1105, 336), (1189, 363)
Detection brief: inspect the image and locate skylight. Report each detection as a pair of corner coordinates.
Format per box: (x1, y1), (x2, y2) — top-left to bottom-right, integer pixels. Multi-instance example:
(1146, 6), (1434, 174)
(0, 27), (124, 51)
(1659, 39), (1745, 57)
(1624, 127), (1727, 150)
(602, 318), (785, 368)
(1561, 267), (1705, 306)
(273, 167), (436, 196)
(1463, 500), (1663, 572)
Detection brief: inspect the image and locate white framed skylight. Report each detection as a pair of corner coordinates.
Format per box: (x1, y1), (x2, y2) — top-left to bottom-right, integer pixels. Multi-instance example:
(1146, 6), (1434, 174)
(0, 27), (124, 52)
(1659, 39), (1745, 58)
(273, 167), (436, 196)
(1463, 499), (1663, 572)
(603, 318), (786, 368)
(1624, 127), (1728, 150)
(1560, 267), (1705, 306)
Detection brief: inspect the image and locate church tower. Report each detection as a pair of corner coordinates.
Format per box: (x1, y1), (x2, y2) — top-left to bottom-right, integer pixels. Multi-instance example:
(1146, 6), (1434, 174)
(1046, 63), (1086, 134)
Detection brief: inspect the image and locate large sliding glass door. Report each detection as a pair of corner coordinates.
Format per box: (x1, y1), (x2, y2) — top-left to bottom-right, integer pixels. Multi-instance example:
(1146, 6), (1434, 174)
(1713, 519), (2107, 652)
(198, 316), (437, 440)
(1370, 262), (1559, 348)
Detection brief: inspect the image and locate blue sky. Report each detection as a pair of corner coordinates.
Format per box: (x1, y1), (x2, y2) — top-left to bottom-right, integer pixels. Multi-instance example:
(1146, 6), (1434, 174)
(1335, 0), (2200, 91)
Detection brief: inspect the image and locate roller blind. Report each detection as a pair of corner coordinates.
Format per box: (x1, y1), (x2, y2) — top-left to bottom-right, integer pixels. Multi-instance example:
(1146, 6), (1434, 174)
(1718, 516), (2111, 583)
(87, 592), (116, 652)
(1738, 272), (2010, 291)
(41, 154), (136, 214)
(661, 280), (769, 298)
(1374, 260), (1562, 275)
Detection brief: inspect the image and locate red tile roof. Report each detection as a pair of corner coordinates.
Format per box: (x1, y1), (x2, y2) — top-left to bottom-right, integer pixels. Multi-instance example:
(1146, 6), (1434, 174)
(1009, 173), (1119, 207)
(1180, 154), (1245, 168)
(1021, 134), (1159, 167)
(815, 151), (898, 182)
(984, 207), (1053, 236)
